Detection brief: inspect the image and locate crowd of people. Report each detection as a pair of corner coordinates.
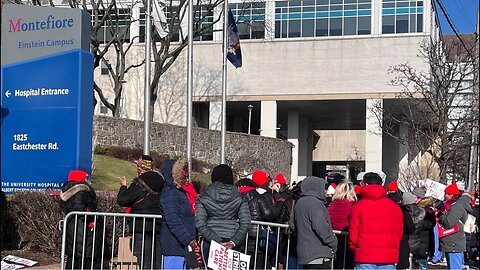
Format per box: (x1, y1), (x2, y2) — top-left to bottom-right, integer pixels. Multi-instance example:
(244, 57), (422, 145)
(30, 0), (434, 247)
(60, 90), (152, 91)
(58, 155), (479, 270)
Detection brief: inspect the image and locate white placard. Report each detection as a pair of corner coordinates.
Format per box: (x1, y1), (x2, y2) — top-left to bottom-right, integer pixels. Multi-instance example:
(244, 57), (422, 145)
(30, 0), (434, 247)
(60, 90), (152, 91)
(207, 241), (250, 270)
(424, 179), (446, 201)
(1, 261), (24, 270)
(1, 255), (37, 267)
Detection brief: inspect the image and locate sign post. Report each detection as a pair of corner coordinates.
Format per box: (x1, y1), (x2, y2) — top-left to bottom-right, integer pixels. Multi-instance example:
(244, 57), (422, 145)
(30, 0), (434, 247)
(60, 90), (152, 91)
(1, 4), (93, 193)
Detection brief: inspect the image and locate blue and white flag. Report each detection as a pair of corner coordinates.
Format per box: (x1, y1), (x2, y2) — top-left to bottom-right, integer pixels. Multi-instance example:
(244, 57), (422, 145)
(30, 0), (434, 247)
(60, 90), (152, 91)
(227, 9), (242, 68)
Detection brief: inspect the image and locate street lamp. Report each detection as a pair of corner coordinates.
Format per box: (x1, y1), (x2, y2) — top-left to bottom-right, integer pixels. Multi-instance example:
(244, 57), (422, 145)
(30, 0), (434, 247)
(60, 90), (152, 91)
(248, 104), (253, 134)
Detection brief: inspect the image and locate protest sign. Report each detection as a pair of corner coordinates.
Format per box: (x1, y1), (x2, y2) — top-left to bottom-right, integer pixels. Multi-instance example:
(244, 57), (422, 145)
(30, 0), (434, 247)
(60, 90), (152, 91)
(207, 241), (250, 270)
(424, 179), (446, 201)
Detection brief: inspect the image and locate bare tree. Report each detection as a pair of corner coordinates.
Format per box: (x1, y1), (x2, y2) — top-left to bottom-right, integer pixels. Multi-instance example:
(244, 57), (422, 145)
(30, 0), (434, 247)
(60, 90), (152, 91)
(372, 37), (479, 183)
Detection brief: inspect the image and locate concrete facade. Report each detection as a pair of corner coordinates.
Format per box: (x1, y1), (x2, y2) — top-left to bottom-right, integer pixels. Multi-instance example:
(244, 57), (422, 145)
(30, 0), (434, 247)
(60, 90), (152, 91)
(90, 0), (441, 182)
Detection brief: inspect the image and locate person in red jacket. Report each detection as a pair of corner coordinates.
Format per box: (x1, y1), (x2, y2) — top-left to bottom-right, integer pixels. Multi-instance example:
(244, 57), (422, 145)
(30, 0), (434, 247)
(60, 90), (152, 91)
(349, 172), (403, 269)
(328, 180), (357, 269)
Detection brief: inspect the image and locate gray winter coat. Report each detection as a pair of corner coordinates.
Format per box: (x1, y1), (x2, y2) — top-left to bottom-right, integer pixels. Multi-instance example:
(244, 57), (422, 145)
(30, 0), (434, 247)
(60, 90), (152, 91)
(438, 194), (473, 253)
(196, 181), (251, 246)
(290, 176), (338, 265)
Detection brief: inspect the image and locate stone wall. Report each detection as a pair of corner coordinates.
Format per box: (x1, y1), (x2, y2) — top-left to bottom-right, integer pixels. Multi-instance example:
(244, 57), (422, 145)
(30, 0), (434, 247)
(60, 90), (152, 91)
(93, 116), (292, 177)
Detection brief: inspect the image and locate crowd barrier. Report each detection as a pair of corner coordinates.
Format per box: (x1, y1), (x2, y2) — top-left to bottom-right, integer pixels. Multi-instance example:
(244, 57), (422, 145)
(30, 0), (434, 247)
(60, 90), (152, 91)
(60, 211), (350, 270)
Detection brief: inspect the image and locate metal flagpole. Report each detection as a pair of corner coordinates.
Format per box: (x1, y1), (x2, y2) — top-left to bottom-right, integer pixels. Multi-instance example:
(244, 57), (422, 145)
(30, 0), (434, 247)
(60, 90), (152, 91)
(220, 0), (228, 164)
(143, 0), (152, 155)
(186, 0), (194, 174)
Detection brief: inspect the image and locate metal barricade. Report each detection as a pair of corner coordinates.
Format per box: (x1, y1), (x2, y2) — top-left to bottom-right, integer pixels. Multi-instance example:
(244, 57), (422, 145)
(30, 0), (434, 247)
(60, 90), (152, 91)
(60, 212), (351, 270)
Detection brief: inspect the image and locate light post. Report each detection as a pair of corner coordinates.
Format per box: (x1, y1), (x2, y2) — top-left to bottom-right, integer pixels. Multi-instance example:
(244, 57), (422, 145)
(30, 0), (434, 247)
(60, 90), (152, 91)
(248, 104), (253, 134)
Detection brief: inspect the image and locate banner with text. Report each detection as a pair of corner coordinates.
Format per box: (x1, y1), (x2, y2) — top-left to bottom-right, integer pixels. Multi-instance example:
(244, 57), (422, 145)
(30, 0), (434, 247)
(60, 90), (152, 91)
(1, 4), (93, 193)
(207, 241), (250, 270)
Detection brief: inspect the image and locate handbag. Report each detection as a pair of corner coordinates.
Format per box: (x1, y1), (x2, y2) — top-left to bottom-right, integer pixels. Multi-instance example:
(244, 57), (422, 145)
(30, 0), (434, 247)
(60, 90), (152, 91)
(436, 217), (459, 238)
(258, 227), (277, 255)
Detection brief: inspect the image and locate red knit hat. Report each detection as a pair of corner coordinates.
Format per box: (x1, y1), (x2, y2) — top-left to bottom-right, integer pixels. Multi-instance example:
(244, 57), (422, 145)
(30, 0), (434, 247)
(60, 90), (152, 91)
(252, 170), (269, 187)
(445, 182), (461, 196)
(68, 170), (88, 183)
(387, 181), (398, 192)
(274, 173), (287, 185)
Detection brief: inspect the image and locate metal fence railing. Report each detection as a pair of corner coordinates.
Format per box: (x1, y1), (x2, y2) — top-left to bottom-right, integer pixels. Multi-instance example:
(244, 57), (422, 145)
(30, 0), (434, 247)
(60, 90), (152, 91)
(60, 212), (350, 270)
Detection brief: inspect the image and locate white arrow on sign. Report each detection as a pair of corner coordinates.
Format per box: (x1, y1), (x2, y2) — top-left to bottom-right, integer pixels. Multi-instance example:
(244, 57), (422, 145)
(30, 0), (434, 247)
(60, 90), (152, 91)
(5, 90), (11, 98)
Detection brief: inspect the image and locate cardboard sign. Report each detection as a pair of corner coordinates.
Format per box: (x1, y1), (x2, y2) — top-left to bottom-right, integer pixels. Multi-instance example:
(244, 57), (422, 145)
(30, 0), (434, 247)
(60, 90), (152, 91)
(207, 241), (250, 270)
(2, 255), (37, 267)
(423, 179), (446, 201)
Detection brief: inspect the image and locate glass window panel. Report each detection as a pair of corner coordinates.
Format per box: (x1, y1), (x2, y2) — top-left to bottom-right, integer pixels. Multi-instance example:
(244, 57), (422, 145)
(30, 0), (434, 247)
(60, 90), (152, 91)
(289, 20), (301, 37)
(275, 20), (281, 38)
(344, 4), (357, 10)
(316, 0), (329, 4)
(417, 14), (423, 32)
(382, 15), (394, 33)
(290, 1), (302, 7)
(396, 15), (408, 33)
(304, 6), (315, 11)
(304, 0), (315, 5)
(316, 18), (328, 36)
(358, 16), (370, 34)
(290, 7), (301, 12)
(358, 0), (371, 3)
(383, 2), (395, 8)
(317, 5), (329, 11)
(281, 20), (288, 37)
(330, 5), (343, 10)
(331, 0), (342, 4)
(302, 19), (315, 37)
(251, 21), (265, 39)
(345, 0), (357, 3)
(410, 1), (417, 7)
(417, 1), (423, 6)
(330, 17), (342, 35)
(276, 1), (287, 7)
(396, 1), (409, 7)
(358, 3), (371, 9)
(238, 23), (250, 39)
(344, 16), (356, 35)
(409, 14), (416, 32)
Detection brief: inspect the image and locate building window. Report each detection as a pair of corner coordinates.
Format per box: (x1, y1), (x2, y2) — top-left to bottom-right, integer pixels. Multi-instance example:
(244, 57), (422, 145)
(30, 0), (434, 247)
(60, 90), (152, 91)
(139, 6), (180, 42)
(382, 0), (423, 34)
(229, 2), (266, 39)
(275, 0), (372, 38)
(101, 60), (109, 75)
(91, 8), (131, 43)
(193, 5), (215, 41)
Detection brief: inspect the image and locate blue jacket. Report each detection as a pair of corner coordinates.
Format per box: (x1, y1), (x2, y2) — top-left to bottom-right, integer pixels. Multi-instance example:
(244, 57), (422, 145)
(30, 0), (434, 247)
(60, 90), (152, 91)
(159, 159), (196, 256)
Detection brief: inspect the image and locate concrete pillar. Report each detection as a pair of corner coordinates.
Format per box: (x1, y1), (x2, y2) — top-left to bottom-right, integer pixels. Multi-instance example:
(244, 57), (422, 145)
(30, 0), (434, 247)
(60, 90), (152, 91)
(288, 111), (299, 183)
(365, 98), (383, 172)
(372, 0), (381, 35)
(209, 101), (222, 130)
(298, 116), (312, 180)
(260, 101), (277, 138)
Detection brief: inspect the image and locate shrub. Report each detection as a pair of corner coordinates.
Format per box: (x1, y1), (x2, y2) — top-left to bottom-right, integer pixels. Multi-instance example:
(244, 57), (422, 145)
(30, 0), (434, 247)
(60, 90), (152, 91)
(93, 145), (109, 155)
(6, 190), (128, 258)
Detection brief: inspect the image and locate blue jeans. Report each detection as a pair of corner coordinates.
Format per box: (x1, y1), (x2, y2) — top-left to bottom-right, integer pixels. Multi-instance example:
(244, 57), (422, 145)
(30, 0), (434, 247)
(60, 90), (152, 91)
(163, 256), (186, 270)
(417, 258), (428, 270)
(446, 252), (464, 270)
(431, 226), (443, 262)
(355, 263), (395, 269)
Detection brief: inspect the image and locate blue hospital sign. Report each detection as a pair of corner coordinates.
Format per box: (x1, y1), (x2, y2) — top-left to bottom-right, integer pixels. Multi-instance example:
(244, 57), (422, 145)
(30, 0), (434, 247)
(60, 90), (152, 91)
(1, 4), (93, 193)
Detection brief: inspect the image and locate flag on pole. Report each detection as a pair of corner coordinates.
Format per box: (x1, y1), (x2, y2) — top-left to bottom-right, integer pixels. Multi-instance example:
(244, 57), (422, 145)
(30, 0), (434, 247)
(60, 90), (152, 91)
(227, 9), (242, 68)
(152, 0), (169, 38)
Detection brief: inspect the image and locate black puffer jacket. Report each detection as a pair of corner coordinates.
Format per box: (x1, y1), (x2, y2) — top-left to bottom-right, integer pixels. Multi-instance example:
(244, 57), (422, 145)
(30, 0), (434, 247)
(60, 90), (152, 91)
(117, 171), (164, 233)
(59, 181), (100, 261)
(439, 194), (473, 252)
(196, 181), (251, 245)
(406, 204), (435, 257)
(397, 205), (415, 269)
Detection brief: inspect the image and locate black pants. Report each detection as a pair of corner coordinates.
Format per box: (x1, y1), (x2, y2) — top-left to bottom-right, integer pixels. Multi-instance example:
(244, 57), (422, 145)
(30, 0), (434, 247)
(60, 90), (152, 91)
(132, 232), (162, 270)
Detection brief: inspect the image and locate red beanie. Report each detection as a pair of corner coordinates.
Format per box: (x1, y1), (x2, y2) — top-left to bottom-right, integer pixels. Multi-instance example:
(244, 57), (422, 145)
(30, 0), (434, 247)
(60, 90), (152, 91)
(252, 170), (269, 187)
(274, 173), (287, 185)
(68, 170), (88, 183)
(387, 181), (398, 192)
(445, 182), (461, 196)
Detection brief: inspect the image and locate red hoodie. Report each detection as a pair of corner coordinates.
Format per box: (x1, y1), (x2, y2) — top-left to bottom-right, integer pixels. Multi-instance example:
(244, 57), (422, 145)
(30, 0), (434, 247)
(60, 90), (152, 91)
(349, 185), (403, 264)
